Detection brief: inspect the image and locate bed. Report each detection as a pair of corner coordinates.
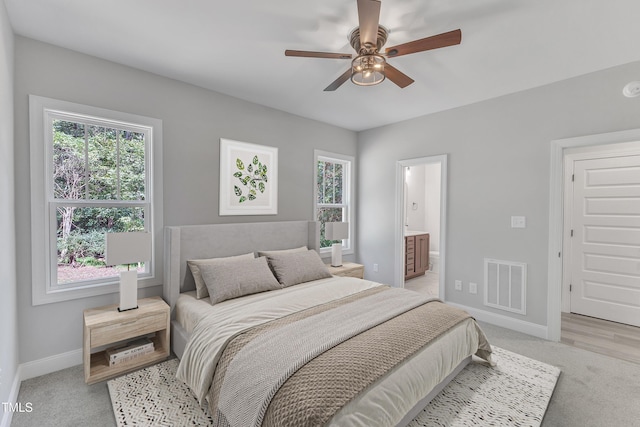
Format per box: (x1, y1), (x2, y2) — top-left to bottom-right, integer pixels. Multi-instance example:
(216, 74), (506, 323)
(163, 221), (493, 427)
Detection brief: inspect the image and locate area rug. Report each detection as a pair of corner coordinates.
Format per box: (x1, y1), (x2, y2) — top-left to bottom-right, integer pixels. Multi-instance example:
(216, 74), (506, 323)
(108, 346), (560, 427)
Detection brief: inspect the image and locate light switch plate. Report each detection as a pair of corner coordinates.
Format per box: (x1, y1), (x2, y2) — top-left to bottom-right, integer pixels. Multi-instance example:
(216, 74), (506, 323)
(455, 280), (462, 291)
(511, 216), (526, 228)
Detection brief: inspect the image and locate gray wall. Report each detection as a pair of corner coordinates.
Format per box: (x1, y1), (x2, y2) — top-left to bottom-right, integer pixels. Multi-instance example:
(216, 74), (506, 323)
(358, 60), (640, 327)
(14, 36), (357, 363)
(0, 0), (17, 406)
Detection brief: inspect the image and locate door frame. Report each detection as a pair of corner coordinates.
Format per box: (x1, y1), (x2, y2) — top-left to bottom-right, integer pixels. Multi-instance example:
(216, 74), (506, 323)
(394, 154), (448, 298)
(562, 147), (640, 314)
(547, 129), (640, 341)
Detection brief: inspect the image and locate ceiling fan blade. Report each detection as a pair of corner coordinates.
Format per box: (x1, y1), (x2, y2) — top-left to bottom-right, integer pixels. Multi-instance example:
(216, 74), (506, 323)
(357, 0), (381, 49)
(324, 69), (352, 91)
(384, 64), (414, 88)
(285, 50), (352, 59)
(385, 29), (462, 58)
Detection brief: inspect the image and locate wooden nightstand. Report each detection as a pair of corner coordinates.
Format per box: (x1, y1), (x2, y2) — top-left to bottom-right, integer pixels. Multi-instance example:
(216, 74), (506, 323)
(327, 262), (364, 279)
(83, 296), (170, 384)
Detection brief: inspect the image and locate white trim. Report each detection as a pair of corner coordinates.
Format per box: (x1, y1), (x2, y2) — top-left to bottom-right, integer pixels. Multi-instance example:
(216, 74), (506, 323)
(0, 349), (84, 427)
(548, 128), (640, 341)
(395, 155), (448, 300)
(19, 348), (82, 382)
(0, 366), (22, 427)
(447, 302), (548, 339)
(29, 95), (164, 305)
(313, 150), (356, 256)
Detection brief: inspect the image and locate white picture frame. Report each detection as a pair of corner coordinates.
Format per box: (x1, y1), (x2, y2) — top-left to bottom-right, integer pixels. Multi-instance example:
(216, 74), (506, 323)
(219, 138), (278, 215)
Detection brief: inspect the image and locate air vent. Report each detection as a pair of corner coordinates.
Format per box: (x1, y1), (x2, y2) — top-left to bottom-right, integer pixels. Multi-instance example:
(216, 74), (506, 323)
(484, 259), (527, 315)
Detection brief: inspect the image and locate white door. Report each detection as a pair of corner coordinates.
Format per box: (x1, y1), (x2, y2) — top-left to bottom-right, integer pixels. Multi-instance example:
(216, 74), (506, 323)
(569, 155), (640, 326)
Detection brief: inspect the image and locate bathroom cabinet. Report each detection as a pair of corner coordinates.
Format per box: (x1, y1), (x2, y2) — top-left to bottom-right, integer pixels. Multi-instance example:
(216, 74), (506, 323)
(405, 233), (429, 280)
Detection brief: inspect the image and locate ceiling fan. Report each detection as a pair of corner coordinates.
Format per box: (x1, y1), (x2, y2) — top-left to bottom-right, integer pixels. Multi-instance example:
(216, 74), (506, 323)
(284, 0), (462, 91)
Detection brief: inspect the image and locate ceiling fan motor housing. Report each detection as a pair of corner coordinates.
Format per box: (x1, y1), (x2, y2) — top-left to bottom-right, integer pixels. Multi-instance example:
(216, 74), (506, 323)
(349, 25), (389, 54)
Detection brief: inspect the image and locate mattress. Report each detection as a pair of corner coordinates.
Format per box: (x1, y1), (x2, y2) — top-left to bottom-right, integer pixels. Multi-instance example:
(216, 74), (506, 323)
(174, 276), (492, 427)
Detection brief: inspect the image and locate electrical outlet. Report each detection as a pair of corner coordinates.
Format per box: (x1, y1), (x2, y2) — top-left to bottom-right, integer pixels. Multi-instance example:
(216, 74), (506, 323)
(511, 216), (526, 228)
(469, 282), (478, 294)
(373, 263), (379, 272)
(454, 280), (462, 291)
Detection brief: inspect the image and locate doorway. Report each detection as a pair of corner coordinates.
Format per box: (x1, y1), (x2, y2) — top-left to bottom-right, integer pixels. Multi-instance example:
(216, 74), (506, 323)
(548, 130), (640, 341)
(395, 155), (448, 299)
(563, 152), (640, 327)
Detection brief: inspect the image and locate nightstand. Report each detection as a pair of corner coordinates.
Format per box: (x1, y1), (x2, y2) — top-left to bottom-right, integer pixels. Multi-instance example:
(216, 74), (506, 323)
(83, 296), (170, 384)
(327, 262), (364, 279)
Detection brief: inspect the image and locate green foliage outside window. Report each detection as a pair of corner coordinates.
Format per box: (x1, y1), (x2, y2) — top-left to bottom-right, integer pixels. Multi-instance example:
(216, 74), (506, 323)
(53, 119), (146, 277)
(317, 160), (346, 248)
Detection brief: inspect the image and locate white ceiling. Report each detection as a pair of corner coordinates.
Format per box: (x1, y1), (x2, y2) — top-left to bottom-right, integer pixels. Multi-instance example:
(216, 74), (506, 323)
(6, 0), (640, 131)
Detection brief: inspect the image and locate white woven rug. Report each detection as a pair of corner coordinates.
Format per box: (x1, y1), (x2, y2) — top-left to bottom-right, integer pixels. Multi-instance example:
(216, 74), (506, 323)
(108, 346), (560, 427)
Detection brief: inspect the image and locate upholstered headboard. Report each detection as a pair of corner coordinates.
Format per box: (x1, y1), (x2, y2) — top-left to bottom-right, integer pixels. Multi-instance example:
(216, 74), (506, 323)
(163, 221), (320, 311)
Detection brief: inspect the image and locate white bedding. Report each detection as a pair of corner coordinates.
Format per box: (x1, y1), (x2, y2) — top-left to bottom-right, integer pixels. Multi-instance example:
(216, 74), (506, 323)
(175, 276), (491, 427)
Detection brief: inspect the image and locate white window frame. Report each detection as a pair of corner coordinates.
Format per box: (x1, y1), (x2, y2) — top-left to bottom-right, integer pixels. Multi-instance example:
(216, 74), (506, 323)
(313, 150), (355, 256)
(29, 95), (164, 305)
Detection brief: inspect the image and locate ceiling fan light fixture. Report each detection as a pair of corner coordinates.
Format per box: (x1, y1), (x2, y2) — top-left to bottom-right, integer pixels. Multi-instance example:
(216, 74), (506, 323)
(351, 54), (386, 86)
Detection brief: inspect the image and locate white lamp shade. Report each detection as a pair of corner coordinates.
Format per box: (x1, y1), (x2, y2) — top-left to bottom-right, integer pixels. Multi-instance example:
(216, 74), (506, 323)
(325, 222), (349, 241)
(105, 232), (152, 266)
(326, 222), (349, 267)
(105, 232), (151, 312)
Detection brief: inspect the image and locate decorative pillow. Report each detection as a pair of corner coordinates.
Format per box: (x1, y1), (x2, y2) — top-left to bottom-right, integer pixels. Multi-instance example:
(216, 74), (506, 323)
(256, 246), (307, 258)
(264, 249), (332, 287)
(200, 256), (282, 305)
(187, 252), (255, 299)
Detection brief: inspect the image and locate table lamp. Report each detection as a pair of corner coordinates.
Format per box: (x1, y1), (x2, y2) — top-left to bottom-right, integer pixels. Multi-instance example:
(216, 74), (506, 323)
(325, 222), (349, 267)
(105, 232), (152, 312)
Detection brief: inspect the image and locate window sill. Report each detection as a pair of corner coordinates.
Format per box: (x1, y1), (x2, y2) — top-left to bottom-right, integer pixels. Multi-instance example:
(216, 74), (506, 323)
(32, 277), (161, 306)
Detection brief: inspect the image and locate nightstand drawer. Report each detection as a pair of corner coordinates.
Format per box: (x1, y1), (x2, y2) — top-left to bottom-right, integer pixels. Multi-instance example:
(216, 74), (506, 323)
(91, 312), (167, 347)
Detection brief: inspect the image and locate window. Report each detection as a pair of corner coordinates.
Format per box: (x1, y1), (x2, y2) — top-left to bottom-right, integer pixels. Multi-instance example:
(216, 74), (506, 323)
(29, 96), (163, 305)
(314, 150), (355, 254)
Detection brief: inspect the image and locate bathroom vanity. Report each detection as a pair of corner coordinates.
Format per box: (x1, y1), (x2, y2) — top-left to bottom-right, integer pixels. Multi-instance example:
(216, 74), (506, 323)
(405, 231), (429, 280)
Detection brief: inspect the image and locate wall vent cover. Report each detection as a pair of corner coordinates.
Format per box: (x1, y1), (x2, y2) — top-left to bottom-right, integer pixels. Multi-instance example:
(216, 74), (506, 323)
(484, 258), (527, 315)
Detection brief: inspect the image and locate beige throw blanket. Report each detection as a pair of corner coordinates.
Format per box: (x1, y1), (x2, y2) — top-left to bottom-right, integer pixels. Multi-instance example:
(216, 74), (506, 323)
(210, 287), (492, 427)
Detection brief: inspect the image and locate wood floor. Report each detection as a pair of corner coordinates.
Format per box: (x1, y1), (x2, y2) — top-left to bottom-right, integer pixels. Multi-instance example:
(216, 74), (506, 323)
(405, 278), (640, 365)
(561, 312), (640, 365)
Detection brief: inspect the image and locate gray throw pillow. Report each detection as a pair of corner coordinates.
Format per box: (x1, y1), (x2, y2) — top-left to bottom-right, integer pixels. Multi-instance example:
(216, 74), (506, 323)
(264, 249), (332, 287)
(187, 252), (255, 299)
(257, 246), (307, 258)
(200, 256), (282, 305)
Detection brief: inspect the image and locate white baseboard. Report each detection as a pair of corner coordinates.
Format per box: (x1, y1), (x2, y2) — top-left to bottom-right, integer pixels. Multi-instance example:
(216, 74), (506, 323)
(447, 302), (548, 339)
(19, 348), (82, 382)
(1, 365), (23, 427)
(1, 348), (83, 427)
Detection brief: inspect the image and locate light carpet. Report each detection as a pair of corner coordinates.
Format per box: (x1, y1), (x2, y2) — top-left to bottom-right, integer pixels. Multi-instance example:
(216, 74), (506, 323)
(108, 346), (560, 427)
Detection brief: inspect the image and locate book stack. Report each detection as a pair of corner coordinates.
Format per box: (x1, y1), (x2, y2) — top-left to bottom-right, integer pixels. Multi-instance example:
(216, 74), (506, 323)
(105, 338), (154, 366)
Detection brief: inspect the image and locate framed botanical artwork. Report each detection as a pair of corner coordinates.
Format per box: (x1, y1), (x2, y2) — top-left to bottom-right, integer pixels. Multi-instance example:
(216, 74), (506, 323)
(219, 138), (278, 215)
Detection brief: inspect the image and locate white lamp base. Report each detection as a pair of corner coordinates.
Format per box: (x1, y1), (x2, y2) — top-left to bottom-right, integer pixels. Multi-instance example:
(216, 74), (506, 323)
(118, 270), (139, 312)
(331, 243), (343, 267)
